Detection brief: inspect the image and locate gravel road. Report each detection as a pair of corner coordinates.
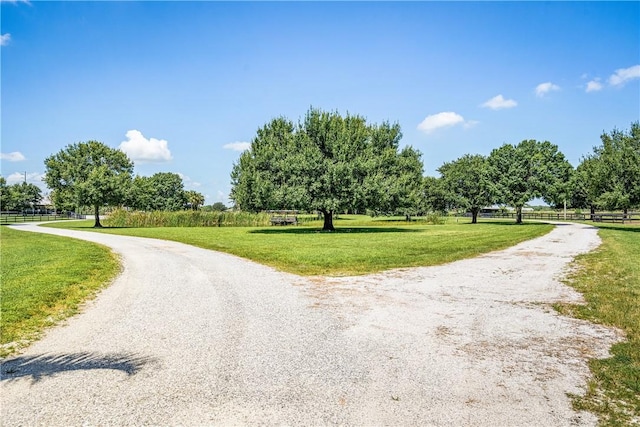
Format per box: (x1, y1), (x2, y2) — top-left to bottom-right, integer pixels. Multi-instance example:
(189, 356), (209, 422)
(1, 222), (620, 426)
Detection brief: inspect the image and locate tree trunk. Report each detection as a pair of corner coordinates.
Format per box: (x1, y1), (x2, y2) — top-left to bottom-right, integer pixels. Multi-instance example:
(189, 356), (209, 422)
(321, 209), (335, 231)
(515, 206), (523, 224)
(93, 204), (103, 228)
(590, 205), (595, 221)
(471, 208), (479, 224)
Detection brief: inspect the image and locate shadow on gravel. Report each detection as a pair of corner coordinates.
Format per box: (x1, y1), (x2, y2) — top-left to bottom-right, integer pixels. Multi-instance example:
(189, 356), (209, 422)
(1, 352), (157, 383)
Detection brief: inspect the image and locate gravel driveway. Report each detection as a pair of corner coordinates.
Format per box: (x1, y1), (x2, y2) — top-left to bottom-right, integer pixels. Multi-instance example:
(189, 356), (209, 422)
(1, 222), (620, 426)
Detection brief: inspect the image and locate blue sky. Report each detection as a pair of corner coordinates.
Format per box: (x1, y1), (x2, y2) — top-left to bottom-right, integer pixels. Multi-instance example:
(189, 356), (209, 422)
(2, 1), (639, 206)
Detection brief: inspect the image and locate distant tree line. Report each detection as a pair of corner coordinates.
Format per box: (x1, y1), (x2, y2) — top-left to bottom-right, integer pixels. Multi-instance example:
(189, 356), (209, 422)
(38, 112), (638, 229)
(231, 108), (639, 228)
(43, 141), (209, 227)
(0, 178), (43, 212)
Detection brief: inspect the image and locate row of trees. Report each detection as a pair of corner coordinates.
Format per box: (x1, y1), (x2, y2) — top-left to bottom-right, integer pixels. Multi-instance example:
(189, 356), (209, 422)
(0, 178), (43, 212)
(124, 173), (204, 212)
(571, 122), (640, 214)
(231, 108), (639, 229)
(405, 122), (638, 224)
(43, 141), (206, 227)
(35, 109), (637, 230)
(436, 140), (572, 224)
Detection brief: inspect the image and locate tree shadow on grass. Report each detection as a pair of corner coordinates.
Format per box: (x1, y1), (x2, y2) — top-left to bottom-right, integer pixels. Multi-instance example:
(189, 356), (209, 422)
(467, 220), (554, 227)
(1, 352), (158, 383)
(593, 224), (640, 233)
(250, 227), (423, 235)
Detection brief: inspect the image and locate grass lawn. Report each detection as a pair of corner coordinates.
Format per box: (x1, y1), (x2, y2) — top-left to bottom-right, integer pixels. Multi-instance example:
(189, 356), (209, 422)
(557, 223), (640, 426)
(45, 217), (554, 276)
(0, 226), (119, 357)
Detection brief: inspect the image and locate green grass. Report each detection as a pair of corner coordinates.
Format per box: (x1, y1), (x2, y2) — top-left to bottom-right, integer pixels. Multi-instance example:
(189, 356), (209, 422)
(557, 223), (640, 426)
(46, 217), (553, 276)
(0, 226), (120, 357)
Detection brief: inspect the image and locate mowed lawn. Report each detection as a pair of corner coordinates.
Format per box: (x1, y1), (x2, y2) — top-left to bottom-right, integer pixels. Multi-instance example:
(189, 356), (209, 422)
(0, 226), (119, 357)
(558, 223), (640, 426)
(45, 218), (554, 276)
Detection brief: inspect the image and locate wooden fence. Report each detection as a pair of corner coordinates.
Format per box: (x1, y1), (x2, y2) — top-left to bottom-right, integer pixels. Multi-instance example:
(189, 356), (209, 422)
(0, 213), (86, 224)
(480, 212), (640, 223)
(592, 213), (640, 223)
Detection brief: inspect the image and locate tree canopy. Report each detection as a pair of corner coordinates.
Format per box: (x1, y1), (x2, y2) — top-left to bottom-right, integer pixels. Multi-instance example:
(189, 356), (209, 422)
(489, 140), (572, 223)
(0, 179), (43, 212)
(44, 140), (134, 227)
(230, 108), (423, 230)
(125, 173), (202, 211)
(588, 122), (640, 212)
(185, 190), (205, 210)
(438, 154), (494, 224)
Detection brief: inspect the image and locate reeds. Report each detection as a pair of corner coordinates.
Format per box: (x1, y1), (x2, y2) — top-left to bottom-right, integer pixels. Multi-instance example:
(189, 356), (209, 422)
(105, 209), (271, 227)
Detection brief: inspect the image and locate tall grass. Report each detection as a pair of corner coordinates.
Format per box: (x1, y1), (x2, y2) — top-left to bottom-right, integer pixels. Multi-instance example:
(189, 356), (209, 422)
(105, 208), (271, 227)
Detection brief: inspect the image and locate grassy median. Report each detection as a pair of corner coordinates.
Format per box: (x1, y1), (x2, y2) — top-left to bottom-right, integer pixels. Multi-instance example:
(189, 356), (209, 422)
(558, 223), (640, 426)
(45, 218), (553, 276)
(0, 226), (119, 357)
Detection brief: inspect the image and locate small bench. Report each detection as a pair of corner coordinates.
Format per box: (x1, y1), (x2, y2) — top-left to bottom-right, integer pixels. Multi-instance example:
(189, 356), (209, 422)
(268, 210), (298, 226)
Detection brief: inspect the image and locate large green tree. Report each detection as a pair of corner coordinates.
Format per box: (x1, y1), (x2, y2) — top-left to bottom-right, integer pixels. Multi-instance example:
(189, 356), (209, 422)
(589, 122), (640, 213)
(489, 140), (572, 224)
(570, 156), (600, 218)
(12, 182), (43, 212)
(44, 141), (134, 227)
(148, 172), (186, 211)
(421, 176), (452, 214)
(125, 173), (188, 211)
(438, 154), (494, 224)
(0, 180), (44, 212)
(230, 108), (423, 230)
(124, 175), (155, 211)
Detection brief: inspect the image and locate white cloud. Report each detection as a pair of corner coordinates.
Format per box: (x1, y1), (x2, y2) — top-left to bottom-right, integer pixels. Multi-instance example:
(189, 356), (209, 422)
(118, 130), (172, 163)
(1, 151), (26, 161)
(223, 141), (251, 152)
(177, 172), (201, 188)
(481, 94), (517, 110)
(0, 33), (10, 46)
(608, 65), (640, 87)
(6, 171), (44, 186)
(417, 112), (467, 134)
(586, 79), (603, 93)
(463, 120), (480, 129)
(535, 82), (560, 97)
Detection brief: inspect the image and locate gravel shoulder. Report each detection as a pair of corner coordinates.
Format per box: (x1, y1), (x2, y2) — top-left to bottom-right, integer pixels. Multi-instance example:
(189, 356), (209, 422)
(0, 222), (621, 426)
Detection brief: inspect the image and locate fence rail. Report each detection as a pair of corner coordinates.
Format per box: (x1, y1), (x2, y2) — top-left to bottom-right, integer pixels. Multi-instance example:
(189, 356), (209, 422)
(479, 212), (640, 223)
(592, 213), (640, 223)
(0, 213), (86, 224)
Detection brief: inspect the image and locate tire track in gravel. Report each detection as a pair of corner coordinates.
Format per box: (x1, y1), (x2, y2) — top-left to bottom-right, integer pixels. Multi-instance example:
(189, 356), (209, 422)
(1, 222), (622, 426)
